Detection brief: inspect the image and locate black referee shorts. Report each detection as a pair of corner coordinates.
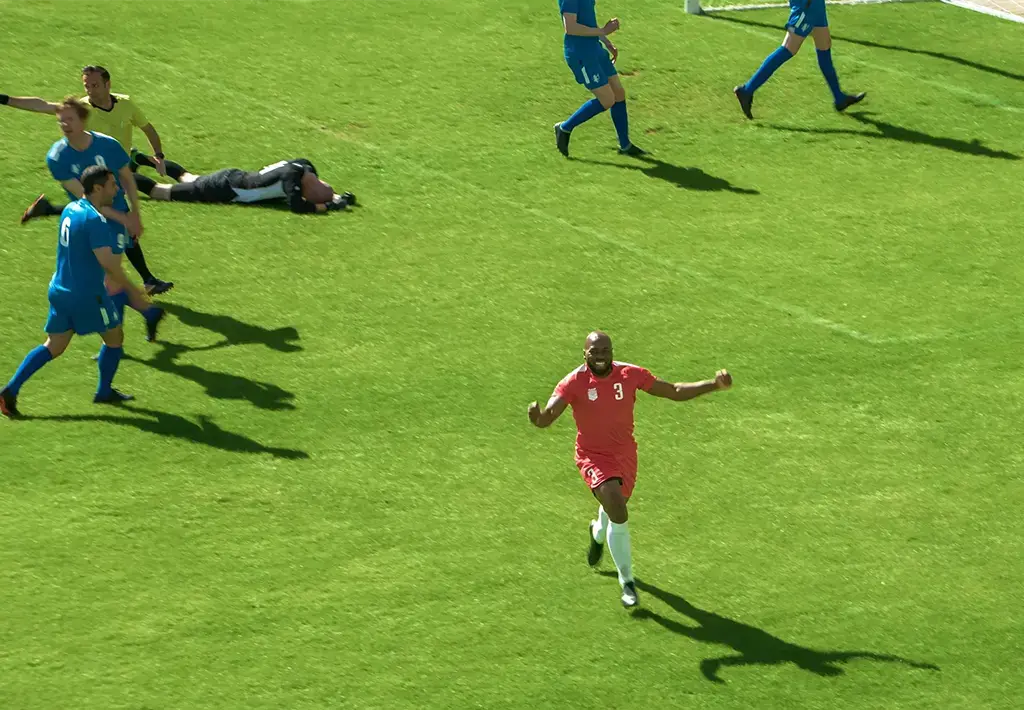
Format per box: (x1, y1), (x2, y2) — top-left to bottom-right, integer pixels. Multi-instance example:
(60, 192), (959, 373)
(169, 168), (243, 203)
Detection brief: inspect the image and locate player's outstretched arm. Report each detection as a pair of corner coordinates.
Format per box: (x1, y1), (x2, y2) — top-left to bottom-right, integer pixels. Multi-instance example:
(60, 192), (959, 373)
(0, 94), (58, 114)
(528, 394), (568, 429)
(646, 369), (732, 402)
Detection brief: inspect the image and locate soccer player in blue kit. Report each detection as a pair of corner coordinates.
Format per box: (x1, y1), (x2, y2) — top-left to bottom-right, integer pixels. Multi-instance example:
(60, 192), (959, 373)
(733, 0), (865, 119)
(554, 0), (646, 158)
(44, 97), (164, 341)
(0, 165), (160, 418)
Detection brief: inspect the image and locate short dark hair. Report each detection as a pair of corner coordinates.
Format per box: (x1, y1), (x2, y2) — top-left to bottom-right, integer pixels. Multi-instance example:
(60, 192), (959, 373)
(81, 165), (114, 195)
(81, 65), (111, 82)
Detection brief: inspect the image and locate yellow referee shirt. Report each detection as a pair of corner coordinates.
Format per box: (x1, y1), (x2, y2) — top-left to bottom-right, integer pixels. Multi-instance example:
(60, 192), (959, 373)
(82, 93), (149, 150)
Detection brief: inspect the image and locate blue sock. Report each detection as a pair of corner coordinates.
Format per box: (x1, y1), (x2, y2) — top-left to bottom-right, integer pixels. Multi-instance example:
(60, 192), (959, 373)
(5, 345), (53, 395)
(610, 101), (631, 150)
(561, 98), (607, 133)
(816, 48), (844, 104)
(96, 345), (123, 397)
(743, 46), (794, 94)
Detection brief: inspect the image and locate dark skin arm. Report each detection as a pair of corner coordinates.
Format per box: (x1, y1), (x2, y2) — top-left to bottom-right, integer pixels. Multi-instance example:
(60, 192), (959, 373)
(528, 393), (569, 428)
(645, 369), (733, 401)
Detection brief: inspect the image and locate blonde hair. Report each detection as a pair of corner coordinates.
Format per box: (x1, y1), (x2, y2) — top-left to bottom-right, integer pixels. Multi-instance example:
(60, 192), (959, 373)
(59, 95), (90, 121)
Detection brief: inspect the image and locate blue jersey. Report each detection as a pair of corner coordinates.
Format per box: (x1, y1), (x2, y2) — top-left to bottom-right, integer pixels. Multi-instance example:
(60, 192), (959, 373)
(559, 0), (600, 55)
(49, 199), (122, 303)
(46, 132), (130, 212)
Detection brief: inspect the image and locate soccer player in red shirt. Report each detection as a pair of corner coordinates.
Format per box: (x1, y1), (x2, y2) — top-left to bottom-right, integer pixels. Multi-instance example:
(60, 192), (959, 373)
(528, 331), (732, 608)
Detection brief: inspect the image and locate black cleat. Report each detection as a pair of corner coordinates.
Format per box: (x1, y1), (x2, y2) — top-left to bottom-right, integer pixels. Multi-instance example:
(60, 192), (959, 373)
(145, 307), (166, 343)
(835, 92), (867, 113)
(621, 581), (639, 608)
(587, 521), (604, 567)
(94, 389), (135, 405)
(145, 279), (175, 296)
(554, 122), (571, 158)
(21, 194), (58, 224)
(342, 191), (357, 207)
(618, 143), (648, 157)
(733, 86), (754, 120)
(0, 388), (21, 419)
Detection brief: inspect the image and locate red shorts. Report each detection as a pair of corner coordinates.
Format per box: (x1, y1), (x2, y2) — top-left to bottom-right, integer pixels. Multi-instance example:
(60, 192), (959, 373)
(576, 454), (638, 499)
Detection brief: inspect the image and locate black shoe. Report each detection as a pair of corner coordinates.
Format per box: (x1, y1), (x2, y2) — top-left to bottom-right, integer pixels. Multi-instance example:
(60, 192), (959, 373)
(94, 389), (135, 405)
(587, 521), (604, 567)
(342, 191), (357, 206)
(554, 123), (571, 158)
(145, 279), (175, 295)
(0, 387), (21, 419)
(145, 308), (166, 343)
(621, 581), (639, 608)
(733, 86), (754, 120)
(835, 92), (867, 113)
(618, 143), (648, 157)
(21, 194), (58, 224)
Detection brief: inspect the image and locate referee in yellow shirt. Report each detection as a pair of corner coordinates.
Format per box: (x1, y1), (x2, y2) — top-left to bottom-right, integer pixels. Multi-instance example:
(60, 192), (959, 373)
(2, 65), (173, 294)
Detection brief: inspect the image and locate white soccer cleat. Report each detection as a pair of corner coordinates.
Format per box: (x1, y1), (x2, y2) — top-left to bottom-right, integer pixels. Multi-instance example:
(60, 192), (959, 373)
(621, 581), (639, 608)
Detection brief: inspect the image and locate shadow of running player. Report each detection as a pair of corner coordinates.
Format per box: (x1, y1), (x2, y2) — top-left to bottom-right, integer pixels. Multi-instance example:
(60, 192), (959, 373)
(600, 573), (939, 684)
(158, 302), (302, 354)
(572, 155), (760, 194)
(768, 112), (1020, 161)
(25, 406), (308, 459)
(125, 341), (296, 411)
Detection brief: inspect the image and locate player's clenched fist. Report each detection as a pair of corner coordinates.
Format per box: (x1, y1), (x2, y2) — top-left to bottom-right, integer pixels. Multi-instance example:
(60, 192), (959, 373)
(715, 369), (732, 390)
(527, 401), (542, 425)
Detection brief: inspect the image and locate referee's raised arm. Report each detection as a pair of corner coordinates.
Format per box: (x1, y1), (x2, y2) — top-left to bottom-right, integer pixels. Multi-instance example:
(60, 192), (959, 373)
(0, 93), (57, 113)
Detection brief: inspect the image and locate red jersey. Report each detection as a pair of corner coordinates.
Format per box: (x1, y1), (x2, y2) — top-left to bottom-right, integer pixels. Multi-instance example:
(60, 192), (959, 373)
(554, 362), (657, 461)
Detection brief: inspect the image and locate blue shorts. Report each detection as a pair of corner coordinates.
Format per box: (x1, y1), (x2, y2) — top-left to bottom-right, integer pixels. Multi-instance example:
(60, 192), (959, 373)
(566, 45), (617, 90)
(787, 0), (828, 37)
(45, 291), (122, 336)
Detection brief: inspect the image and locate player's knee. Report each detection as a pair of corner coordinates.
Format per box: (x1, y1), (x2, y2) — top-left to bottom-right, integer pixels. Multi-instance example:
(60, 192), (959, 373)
(104, 327), (124, 349)
(612, 86), (626, 104)
(598, 93), (616, 110)
(783, 33), (804, 55)
(43, 338), (68, 358)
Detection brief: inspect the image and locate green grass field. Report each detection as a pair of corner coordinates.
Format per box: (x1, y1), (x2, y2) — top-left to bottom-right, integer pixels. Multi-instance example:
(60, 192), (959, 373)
(1, 1), (1022, 707)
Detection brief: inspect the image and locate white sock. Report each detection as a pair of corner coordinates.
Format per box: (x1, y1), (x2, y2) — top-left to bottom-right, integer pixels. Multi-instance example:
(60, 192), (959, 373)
(591, 506), (610, 544)
(607, 521), (634, 586)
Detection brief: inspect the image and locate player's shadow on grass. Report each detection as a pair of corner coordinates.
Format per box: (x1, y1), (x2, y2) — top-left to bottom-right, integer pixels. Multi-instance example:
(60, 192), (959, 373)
(158, 302), (302, 353)
(126, 342), (296, 411)
(709, 15), (1024, 84)
(768, 112), (1021, 161)
(573, 156), (759, 194)
(601, 573), (939, 684)
(25, 407), (308, 460)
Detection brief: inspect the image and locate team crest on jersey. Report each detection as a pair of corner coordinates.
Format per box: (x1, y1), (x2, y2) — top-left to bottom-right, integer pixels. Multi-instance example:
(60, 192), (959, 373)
(71, 164), (81, 176)
(587, 388), (598, 401)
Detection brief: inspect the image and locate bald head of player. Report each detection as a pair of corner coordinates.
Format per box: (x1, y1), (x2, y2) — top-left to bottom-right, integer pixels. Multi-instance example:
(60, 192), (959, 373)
(301, 172), (336, 205)
(584, 331), (614, 377)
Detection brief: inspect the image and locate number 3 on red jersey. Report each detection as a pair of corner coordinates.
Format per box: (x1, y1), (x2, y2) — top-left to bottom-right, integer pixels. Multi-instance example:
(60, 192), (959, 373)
(614, 382), (624, 400)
